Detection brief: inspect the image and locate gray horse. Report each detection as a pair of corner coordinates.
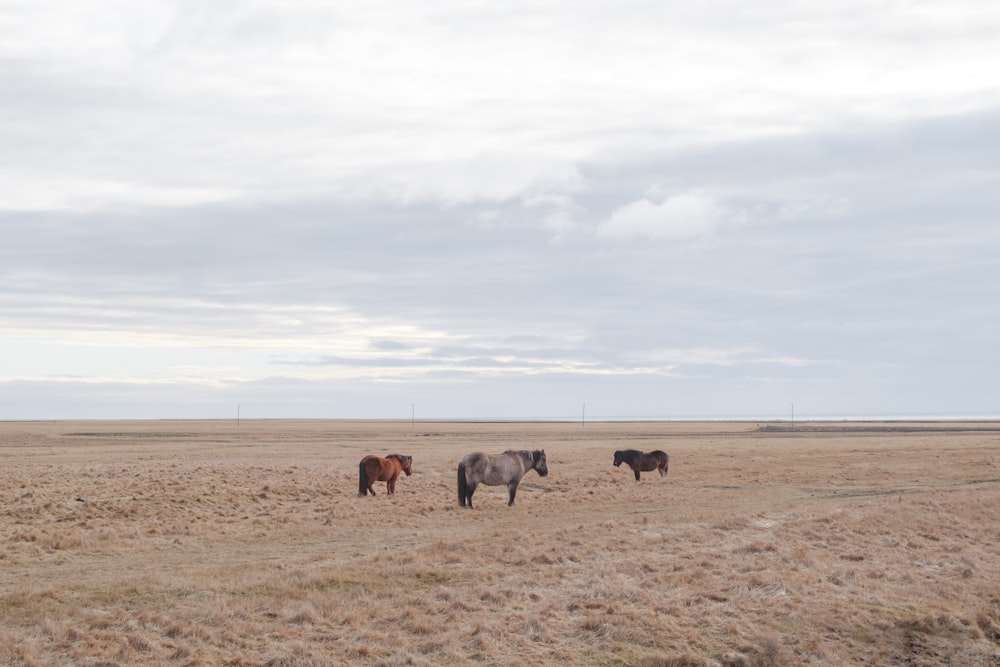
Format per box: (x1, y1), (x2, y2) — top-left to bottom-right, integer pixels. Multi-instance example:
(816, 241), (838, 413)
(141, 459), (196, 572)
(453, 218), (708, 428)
(457, 449), (548, 508)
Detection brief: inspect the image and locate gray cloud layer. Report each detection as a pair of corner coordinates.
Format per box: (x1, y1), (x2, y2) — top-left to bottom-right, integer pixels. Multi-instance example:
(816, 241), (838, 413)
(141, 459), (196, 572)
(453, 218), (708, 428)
(2, 1), (998, 418)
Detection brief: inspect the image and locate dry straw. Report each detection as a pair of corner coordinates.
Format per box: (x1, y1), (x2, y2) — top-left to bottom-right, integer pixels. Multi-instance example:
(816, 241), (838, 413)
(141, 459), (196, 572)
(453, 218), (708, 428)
(2, 419), (999, 665)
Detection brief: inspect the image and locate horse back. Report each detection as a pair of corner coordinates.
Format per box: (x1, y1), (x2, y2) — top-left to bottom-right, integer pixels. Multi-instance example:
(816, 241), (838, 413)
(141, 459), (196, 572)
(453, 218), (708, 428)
(361, 455), (390, 480)
(460, 451), (487, 471)
(461, 451), (522, 486)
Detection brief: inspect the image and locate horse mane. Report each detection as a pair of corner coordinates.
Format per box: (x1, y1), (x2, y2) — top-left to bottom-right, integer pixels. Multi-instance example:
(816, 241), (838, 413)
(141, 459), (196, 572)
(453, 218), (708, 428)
(501, 449), (537, 466)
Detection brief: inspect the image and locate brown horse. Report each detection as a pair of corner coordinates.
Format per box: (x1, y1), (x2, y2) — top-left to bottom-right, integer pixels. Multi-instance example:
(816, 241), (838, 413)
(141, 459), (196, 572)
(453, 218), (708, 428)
(359, 454), (413, 496)
(613, 449), (668, 481)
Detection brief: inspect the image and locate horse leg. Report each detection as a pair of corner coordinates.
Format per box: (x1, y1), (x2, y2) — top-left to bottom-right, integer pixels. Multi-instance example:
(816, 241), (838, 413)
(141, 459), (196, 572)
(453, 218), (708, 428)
(387, 473), (397, 494)
(457, 463), (468, 507)
(507, 480), (519, 506)
(465, 482), (477, 509)
(633, 467), (641, 482)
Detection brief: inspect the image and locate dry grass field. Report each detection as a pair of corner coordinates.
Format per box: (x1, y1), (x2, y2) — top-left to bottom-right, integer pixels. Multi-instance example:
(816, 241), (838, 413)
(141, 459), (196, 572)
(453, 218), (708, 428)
(2, 419), (999, 666)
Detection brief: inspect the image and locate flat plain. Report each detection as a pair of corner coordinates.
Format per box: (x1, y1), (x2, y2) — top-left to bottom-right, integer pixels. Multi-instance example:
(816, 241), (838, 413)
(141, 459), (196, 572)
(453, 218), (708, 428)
(2, 419), (999, 666)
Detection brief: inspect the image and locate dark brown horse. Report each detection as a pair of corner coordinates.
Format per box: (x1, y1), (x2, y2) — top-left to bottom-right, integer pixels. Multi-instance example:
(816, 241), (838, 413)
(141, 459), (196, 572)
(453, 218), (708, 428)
(457, 449), (548, 508)
(613, 449), (668, 481)
(359, 454), (412, 496)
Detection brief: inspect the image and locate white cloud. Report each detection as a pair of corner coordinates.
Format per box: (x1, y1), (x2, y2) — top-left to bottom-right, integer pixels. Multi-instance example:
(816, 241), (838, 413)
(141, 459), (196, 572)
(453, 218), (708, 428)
(2, 1), (999, 419)
(597, 191), (724, 240)
(6, 1), (1000, 213)
(0, 173), (239, 212)
(630, 347), (816, 368)
(522, 193), (585, 237)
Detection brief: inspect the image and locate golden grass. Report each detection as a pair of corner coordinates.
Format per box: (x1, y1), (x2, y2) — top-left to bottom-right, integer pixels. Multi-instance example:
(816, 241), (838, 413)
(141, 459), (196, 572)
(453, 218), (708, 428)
(2, 419), (999, 665)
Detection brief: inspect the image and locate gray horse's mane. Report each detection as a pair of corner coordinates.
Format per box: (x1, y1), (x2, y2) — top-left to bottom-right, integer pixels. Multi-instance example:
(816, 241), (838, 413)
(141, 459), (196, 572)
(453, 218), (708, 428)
(502, 449), (540, 463)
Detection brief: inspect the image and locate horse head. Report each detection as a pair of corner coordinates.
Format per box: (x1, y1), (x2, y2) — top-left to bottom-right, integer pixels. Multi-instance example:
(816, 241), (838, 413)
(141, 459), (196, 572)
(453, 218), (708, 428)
(533, 450), (548, 477)
(613, 450), (624, 467)
(399, 455), (413, 476)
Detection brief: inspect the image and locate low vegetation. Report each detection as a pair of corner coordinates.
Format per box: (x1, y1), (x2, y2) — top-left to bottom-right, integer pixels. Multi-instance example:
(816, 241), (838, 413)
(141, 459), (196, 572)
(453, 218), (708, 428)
(2, 420), (999, 665)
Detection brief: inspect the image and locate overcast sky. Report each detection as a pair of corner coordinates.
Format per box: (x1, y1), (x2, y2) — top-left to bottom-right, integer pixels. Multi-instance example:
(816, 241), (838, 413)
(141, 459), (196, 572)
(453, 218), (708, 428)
(2, 1), (999, 420)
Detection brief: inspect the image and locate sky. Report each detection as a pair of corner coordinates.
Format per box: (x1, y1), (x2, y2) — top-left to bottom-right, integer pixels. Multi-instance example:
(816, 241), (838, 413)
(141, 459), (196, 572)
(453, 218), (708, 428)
(2, 1), (999, 420)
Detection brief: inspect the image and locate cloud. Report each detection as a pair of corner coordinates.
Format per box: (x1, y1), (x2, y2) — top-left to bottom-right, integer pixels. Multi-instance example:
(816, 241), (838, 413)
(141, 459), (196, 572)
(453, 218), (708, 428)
(629, 347), (818, 368)
(2, 2), (999, 419)
(0, 173), (239, 212)
(6, 1), (1000, 216)
(597, 191), (724, 240)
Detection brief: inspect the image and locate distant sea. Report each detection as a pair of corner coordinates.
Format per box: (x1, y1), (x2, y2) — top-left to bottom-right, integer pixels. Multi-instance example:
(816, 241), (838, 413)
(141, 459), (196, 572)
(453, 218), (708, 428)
(477, 413), (1000, 422)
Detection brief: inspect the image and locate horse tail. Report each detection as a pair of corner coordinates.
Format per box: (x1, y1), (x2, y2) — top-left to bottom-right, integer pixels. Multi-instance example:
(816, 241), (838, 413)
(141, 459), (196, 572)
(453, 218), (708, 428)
(359, 460), (369, 496)
(457, 461), (467, 506)
(661, 452), (669, 477)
